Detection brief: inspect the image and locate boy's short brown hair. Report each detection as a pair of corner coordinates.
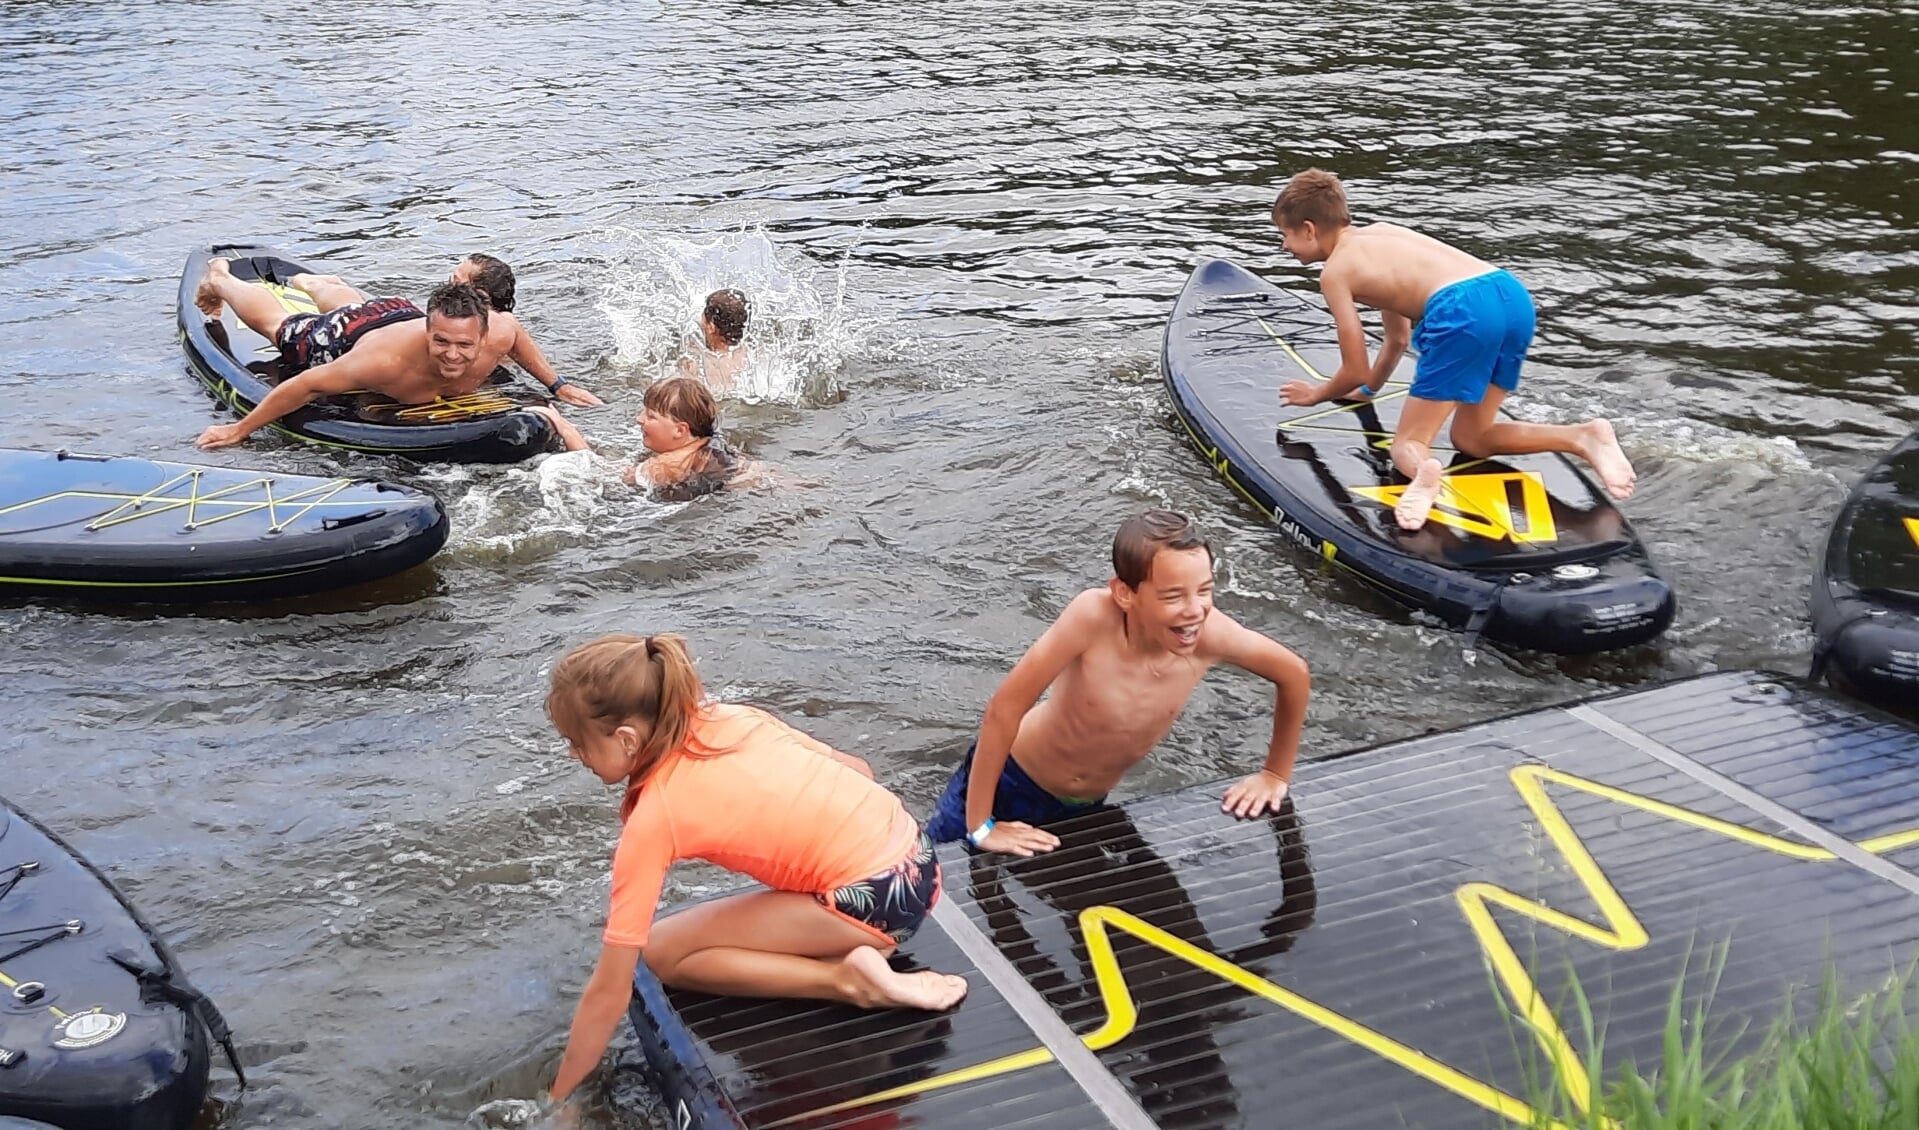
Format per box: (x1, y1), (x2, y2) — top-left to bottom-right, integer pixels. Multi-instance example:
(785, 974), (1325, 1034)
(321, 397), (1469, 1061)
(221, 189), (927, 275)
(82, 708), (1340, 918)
(642, 377), (719, 438)
(1113, 510), (1214, 589)
(1272, 168), (1351, 231)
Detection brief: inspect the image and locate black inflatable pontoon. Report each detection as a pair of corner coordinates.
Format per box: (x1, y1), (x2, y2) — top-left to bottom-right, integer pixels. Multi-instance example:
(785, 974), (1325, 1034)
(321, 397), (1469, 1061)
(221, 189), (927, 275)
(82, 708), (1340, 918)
(1813, 432), (1919, 707)
(0, 448), (448, 601)
(1162, 259), (1674, 654)
(179, 244), (556, 463)
(0, 796), (240, 1130)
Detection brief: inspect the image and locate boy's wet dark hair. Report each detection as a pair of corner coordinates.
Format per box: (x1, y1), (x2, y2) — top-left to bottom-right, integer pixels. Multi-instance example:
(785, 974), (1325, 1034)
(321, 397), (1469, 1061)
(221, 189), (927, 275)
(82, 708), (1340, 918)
(702, 289), (749, 346)
(1112, 510), (1214, 589)
(643, 376), (719, 438)
(463, 253), (516, 313)
(1272, 168), (1351, 232)
(427, 282), (490, 328)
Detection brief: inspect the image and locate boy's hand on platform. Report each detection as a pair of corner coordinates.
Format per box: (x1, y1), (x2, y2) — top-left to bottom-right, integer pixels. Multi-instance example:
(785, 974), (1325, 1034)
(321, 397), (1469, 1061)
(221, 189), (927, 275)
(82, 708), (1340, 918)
(1279, 380), (1323, 407)
(1221, 770), (1289, 818)
(979, 821), (1060, 857)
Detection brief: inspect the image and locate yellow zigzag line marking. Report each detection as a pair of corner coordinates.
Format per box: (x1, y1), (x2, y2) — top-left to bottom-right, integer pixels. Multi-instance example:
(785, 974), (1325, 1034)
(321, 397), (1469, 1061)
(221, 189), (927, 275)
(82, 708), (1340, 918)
(781, 765), (1919, 1128)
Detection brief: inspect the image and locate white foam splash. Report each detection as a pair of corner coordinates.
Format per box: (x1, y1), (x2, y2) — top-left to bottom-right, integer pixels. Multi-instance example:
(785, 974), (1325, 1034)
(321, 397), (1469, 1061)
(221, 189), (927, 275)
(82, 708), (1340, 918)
(593, 224), (863, 405)
(431, 452), (680, 557)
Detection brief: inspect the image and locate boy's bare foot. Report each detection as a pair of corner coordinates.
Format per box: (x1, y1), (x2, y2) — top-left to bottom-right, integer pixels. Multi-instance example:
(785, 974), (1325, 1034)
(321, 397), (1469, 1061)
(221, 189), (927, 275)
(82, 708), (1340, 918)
(1579, 419), (1636, 500)
(842, 946), (969, 1011)
(1394, 457), (1445, 530)
(194, 257), (232, 318)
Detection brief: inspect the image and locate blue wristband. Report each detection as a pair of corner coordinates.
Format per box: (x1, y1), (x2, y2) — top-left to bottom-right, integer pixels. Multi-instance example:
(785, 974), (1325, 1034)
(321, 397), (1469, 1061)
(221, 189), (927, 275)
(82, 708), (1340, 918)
(966, 817), (996, 848)
(548, 377), (569, 392)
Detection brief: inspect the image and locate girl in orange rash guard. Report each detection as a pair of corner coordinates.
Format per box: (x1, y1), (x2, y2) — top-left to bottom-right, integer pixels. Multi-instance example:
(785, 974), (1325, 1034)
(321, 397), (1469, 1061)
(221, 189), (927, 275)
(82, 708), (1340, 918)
(541, 633), (969, 1109)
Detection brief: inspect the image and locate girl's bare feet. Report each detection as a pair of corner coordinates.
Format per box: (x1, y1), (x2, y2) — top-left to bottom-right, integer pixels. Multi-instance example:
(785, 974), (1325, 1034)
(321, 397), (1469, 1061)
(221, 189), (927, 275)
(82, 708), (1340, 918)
(842, 946), (968, 1011)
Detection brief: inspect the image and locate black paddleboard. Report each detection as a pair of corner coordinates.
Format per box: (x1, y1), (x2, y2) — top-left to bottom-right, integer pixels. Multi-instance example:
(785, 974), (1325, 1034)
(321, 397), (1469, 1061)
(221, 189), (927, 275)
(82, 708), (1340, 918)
(0, 796), (239, 1130)
(1813, 433), (1919, 707)
(0, 448), (448, 601)
(179, 244), (557, 463)
(1162, 259), (1674, 654)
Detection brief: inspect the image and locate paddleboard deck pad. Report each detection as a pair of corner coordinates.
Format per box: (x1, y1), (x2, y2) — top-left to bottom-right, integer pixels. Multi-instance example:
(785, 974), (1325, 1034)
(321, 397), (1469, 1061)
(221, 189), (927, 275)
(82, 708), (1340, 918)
(179, 244), (556, 463)
(1813, 432), (1919, 707)
(0, 448), (448, 601)
(0, 795), (238, 1130)
(1162, 259), (1674, 654)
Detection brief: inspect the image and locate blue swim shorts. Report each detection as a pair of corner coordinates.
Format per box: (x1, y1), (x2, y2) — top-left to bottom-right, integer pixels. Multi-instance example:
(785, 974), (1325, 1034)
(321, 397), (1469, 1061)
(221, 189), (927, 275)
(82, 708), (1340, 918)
(924, 744), (1106, 844)
(1409, 269), (1536, 405)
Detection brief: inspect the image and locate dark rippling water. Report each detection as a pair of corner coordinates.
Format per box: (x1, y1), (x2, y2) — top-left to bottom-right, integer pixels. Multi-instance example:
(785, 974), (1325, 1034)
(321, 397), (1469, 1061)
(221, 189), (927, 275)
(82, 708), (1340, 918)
(1, 1), (1915, 1126)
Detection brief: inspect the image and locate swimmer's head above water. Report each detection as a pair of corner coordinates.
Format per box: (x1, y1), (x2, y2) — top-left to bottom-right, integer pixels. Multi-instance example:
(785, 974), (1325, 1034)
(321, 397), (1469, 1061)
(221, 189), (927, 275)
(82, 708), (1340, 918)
(640, 376), (719, 451)
(700, 288), (749, 350)
(1110, 509), (1217, 656)
(450, 253), (516, 312)
(546, 632), (707, 786)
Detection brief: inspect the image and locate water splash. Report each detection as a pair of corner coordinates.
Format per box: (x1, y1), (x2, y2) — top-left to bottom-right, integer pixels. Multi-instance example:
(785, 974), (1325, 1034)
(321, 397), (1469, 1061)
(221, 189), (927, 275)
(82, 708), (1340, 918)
(429, 452), (680, 559)
(594, 225), (862, 405)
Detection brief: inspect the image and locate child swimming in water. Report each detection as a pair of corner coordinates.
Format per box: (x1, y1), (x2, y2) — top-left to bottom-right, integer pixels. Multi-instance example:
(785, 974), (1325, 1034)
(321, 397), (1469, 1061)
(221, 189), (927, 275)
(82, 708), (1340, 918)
(527, 377), (743, 501)
(542, 633), (967, 1110)
(677, 288), (752, 392)
(925, 510), (1312, 855)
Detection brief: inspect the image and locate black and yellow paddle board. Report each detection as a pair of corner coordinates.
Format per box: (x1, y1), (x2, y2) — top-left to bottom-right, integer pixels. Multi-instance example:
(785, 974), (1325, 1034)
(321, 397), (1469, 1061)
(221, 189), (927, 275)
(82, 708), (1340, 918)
(1813, 432), (1919, 708)
(0, 795), (239, 1130)
(0, 448), (447, 601)
(1163, 259), (1674, 654)
(178, 245), (556, 463)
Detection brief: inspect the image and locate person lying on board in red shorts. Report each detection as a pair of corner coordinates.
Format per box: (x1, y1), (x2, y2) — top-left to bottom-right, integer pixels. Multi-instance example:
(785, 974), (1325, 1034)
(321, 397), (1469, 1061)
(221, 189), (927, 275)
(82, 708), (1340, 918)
(193, 263), (492, 449)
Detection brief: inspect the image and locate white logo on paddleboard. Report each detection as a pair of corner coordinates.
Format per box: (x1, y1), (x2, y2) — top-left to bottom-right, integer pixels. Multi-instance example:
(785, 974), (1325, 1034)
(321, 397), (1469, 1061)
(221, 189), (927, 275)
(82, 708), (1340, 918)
(52, 1009), (125, 1049)
(1553, 563), (1599, 581)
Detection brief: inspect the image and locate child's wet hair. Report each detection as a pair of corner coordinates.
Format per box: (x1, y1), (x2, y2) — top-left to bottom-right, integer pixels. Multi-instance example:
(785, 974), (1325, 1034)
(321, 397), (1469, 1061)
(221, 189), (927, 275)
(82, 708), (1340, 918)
(702, 288), (749, 346)
(643, 377), (719, 438)
(462, 253), (516, 313)
(1272, 168), (1351, 231)
(1112, 510), (1214, 589)
(546, 633), (706, 781)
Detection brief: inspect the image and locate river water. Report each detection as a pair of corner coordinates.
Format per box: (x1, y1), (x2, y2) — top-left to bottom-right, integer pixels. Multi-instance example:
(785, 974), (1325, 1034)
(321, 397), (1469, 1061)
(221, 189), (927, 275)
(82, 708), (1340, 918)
(1, 1), (1915, 1126)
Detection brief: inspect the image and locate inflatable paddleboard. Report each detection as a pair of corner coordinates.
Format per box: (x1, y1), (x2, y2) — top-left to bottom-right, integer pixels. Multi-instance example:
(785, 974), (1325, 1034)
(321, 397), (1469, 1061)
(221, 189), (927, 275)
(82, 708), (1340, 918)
(0, 796), (240, 1130)
(1162, 259), (1674, 654)
(0, 448), (447, 601)
(179, 245), (556, 463)
(1813, 433), (1919, 707)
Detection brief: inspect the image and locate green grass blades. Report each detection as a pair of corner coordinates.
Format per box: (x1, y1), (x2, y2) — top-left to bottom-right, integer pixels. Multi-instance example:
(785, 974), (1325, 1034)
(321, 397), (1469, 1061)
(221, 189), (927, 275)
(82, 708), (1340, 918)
(1508, 955), (1919, 1129)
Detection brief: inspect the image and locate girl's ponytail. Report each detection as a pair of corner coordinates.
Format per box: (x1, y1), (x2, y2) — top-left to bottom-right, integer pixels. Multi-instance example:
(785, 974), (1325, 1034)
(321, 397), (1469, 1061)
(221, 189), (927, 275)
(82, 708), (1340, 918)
(633, 634), (701, 769)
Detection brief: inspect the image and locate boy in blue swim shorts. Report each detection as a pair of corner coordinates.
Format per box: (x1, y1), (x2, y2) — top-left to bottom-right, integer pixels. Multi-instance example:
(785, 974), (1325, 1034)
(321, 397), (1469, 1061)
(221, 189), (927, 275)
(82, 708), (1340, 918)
(1271, 169), (1637, 531)
(925, 510), (1311, 855)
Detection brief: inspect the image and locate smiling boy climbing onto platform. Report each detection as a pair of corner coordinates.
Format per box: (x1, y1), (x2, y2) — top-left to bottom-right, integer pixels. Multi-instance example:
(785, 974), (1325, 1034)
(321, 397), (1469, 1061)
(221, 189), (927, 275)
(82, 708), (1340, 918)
(1271, 168), (1636, 531)
(924, 510), (1311, 855)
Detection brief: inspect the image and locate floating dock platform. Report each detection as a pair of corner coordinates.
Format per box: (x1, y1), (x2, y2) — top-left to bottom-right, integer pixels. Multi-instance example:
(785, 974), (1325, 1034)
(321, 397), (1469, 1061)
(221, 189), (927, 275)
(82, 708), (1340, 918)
(627, 671), (1919, 1129)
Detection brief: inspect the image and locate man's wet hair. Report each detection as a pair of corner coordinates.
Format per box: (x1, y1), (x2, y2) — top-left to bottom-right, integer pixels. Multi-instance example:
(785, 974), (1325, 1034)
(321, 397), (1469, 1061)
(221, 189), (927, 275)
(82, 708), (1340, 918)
(1272, 168), (1352, 231)
(427, 282), (490, 329)
(644, 376), (719, 438)
(462, 253), (516, 313)
(1112, 510), (1214, 589)
(702, 289), (749, 347)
